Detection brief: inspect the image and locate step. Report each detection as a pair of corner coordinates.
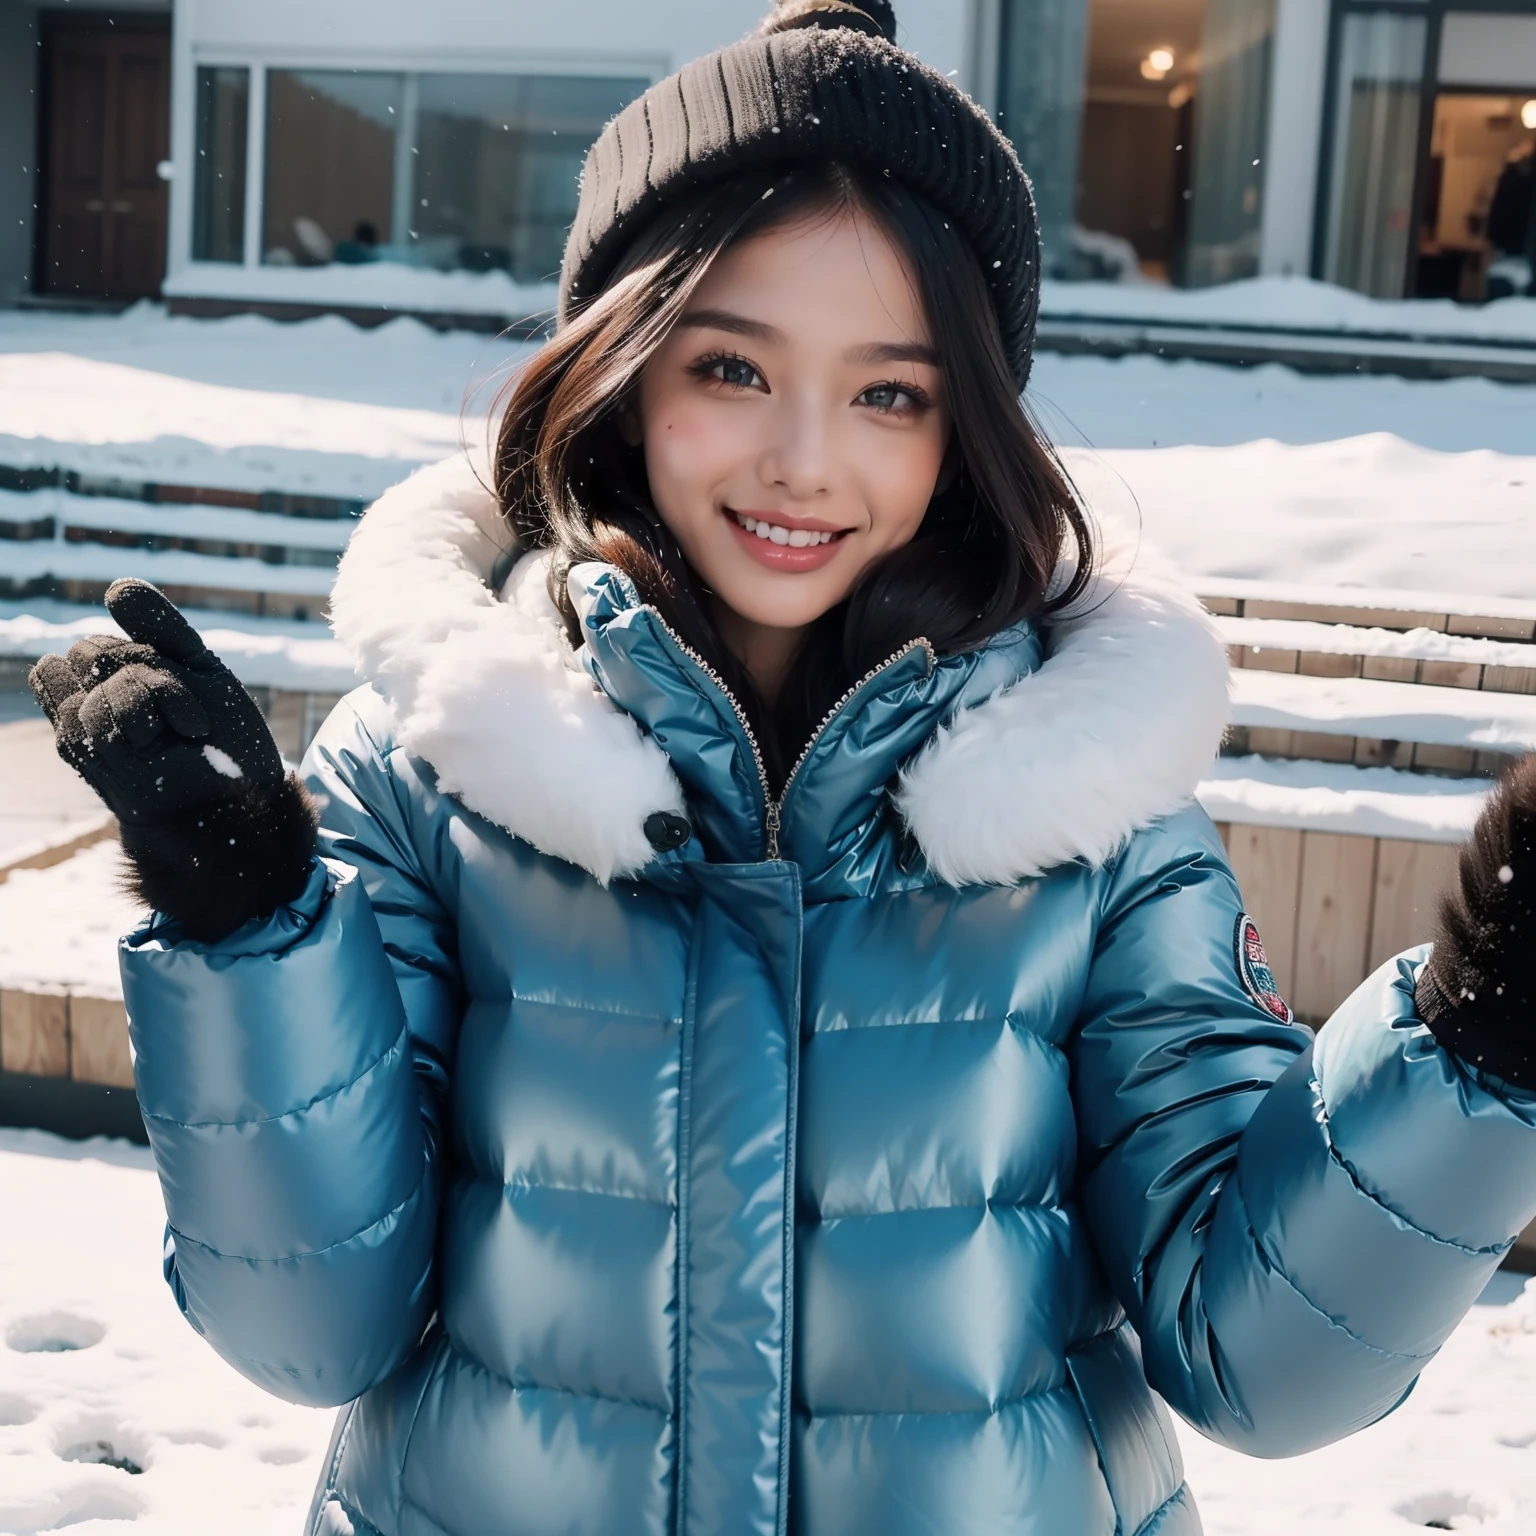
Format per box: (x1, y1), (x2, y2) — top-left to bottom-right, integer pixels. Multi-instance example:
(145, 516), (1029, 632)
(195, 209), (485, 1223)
(1221, 617), (1536, 696)
(0, 541), (334, 621)
(1228, 670), (1536, 778)
(0, 487), (353, 559)
(1198, 585), (1536, 643)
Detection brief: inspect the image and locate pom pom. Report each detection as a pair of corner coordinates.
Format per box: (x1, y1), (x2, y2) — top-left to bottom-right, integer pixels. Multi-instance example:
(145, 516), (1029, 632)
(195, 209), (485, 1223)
(762, 0), (896, 44)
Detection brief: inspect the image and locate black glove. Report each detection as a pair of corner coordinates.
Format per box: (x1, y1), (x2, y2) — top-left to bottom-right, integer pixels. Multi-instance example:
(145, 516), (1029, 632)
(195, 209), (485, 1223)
(29, 579), (317, 942)
(1416, 754), (1536, 1087)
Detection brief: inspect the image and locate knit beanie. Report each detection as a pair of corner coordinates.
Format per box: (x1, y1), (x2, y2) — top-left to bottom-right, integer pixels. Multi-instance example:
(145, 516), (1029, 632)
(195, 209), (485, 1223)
(559, 0), (1042, 388)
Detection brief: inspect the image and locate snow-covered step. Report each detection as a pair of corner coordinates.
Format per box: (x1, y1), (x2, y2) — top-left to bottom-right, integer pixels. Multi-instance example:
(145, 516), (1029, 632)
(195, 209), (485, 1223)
(1197, 578), (1536, 643)
(1220, 615), (1536, 694)
(1229, 668), (1536, 776)
(1200, 756), (1484, 1027)
(1200, 754), (1487, 845)
(0, 488), (354, 555)
(0, 541), (335, 624)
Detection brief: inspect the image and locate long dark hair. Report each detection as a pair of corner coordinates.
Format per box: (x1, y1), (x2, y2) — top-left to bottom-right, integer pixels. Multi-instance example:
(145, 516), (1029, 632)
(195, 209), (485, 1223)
(496, 161), (1093, 791)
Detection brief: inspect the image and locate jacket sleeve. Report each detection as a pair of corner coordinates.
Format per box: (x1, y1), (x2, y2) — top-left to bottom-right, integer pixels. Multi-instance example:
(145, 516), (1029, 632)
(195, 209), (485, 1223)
(1069, 803), (1536, 1457)
(120, 691), (462, 1408)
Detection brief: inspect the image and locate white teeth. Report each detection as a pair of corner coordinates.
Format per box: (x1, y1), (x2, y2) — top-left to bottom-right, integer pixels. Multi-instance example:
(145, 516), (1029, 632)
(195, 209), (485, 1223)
(732, 512), (835, 546)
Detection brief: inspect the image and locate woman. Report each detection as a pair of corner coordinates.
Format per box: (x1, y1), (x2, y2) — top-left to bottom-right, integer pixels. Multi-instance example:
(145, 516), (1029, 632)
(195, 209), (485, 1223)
(29, 4), (1536, 1533)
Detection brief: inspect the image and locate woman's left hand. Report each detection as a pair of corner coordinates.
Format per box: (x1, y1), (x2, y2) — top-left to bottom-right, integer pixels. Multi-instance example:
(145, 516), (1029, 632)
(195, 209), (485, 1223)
(1416, 753), (1536, 1086)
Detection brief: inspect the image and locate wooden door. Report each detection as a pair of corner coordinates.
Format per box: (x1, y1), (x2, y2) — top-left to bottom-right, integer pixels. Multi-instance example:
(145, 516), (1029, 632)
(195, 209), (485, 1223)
(41, 24), (171, 299)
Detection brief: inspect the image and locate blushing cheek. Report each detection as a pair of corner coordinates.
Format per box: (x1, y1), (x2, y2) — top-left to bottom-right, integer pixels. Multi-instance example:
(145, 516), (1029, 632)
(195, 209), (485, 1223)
(647, 403), (733, 513)
(871, 437), (945, 545)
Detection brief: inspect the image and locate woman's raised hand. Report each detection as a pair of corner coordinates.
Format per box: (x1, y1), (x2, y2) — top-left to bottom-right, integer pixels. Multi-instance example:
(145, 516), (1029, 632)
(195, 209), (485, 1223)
(1417, 755), (1536, 1085)
(30, 579), (285, 823)
(29, 580), (316, 941)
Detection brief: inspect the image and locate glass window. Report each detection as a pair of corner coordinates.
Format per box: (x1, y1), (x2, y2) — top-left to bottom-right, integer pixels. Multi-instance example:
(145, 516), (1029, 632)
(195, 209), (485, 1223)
(255, 69), (642, 281)
(996, 0), (1277, 288)
(1322, 11), (1428, 298)
(262, 70), (402, 266)
(1183, 0), (1277, 287)
(192, 66), (248, 263)
(996, 0), (1091, 278)
(412, 73), (646, 283)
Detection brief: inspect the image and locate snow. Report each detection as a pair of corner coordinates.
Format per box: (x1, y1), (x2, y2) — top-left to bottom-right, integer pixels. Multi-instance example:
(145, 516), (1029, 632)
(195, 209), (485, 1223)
(151, 266), (1536, 348)
(1, 305), (1533, 617)
(0, 540), (336, 598)
(1, 1124), (1534, 1535)
(2, 489), (355, 552)
(0, 840), (141, 996)
(0, 603), (355, 694)
(1232, 671), (1536, 754)
(1061, 436), (1536, 615)
(1029, 349), (1536, 458)
(1038, 273), (1536, 346)
(0, 1129), (334, 1536)
(0, 352), (478, 503)
(1198, 756), (1490, 843)
(162, 257), (557, 320)
(1219, 618), (1536, 670)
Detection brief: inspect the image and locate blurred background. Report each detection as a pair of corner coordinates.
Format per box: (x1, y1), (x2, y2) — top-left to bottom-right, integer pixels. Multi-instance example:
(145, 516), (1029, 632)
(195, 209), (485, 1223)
(0, 0), (1532, 312)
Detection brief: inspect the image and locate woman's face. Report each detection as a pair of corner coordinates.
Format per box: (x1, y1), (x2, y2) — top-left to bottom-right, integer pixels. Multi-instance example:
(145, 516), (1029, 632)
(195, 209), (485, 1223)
(635, 205), (951, 648)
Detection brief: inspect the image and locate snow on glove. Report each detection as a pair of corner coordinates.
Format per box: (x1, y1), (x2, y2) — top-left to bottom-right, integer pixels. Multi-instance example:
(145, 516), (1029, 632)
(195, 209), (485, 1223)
(29, 579), (317, 943)
(1416, 753), (1536, 1088)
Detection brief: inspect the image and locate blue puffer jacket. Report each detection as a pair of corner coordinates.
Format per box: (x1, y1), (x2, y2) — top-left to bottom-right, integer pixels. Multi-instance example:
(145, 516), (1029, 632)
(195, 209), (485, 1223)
(121, 459), (1536, 1536)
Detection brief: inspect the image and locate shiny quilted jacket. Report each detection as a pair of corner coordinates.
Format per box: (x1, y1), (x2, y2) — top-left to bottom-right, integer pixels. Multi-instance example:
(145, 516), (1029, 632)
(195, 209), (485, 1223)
(120, 529), (1536, 1536)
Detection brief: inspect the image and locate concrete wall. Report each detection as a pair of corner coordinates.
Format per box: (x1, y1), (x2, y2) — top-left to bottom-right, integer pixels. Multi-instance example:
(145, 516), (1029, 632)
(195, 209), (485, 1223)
(0, 1), (40, 306)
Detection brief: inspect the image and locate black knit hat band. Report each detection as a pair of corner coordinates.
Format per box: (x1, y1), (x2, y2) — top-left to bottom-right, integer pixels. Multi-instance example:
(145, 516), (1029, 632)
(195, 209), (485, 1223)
(559, 5), (1042, 389)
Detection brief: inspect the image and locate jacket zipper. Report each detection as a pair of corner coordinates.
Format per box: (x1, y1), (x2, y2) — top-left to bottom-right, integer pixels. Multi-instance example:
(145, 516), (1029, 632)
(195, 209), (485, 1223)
(649, 615), (934, 861)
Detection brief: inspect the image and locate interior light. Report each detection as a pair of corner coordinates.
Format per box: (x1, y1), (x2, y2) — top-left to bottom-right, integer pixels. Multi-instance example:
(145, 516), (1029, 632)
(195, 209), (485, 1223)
(1522, 99), (1536, 130)
(1141, 47), (1176, 81)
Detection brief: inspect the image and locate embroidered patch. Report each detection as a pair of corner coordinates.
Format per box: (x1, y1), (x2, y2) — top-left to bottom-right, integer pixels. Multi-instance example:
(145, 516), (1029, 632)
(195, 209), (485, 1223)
(1234, 913), (1293, 1023)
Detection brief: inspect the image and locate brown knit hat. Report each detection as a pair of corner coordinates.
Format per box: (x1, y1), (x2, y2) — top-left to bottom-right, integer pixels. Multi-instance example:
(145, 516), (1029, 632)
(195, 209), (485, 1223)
(558, 1), (1043, 388)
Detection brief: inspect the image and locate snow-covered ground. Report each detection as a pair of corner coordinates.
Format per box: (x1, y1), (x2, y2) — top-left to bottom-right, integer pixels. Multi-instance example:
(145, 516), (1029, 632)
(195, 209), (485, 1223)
(0, 840), (140, 995)
(154, 262), (1536, 346)
(0, 1130), (333, 1536)
(1036, 273), (1536, 346)
(1, 1125), (1533, 1536)
(2, 304), (1533, 613)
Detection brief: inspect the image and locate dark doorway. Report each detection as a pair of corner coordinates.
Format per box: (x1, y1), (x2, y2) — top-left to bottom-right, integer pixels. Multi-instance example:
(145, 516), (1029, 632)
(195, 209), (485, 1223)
(1415, 92), (1536, 302)
(39, 16), (171, 300)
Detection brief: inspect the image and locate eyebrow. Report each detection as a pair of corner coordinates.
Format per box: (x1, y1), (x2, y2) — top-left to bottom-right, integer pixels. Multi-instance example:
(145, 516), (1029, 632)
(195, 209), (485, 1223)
(678, 307), (940, 369)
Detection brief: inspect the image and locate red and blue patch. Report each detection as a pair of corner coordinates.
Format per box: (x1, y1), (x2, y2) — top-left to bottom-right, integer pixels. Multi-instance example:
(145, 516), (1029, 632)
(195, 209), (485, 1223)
(1234, 913), (1293, 1024)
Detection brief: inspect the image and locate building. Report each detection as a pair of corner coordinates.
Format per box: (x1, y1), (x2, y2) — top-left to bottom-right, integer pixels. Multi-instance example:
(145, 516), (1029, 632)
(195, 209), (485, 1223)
(1, 0), (1534, 320)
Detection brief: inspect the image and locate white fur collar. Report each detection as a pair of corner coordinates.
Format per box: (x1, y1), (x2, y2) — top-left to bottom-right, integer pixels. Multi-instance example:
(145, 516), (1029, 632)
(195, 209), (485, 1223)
(330, 452), (1231, 886)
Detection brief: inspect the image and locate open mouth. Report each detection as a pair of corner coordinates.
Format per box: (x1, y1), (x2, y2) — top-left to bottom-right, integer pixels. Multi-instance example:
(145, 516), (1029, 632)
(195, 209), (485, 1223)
(727, 509), (848, 548)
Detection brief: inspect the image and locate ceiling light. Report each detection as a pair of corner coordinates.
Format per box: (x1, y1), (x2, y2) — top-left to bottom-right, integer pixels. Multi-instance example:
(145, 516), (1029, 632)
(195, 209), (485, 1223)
(1149, 47), (1175, 73)
(1522, 99), (1536, 130)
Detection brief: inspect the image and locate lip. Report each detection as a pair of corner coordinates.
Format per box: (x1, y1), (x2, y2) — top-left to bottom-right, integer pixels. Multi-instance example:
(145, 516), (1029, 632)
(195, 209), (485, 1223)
(723, 506), (852, 573)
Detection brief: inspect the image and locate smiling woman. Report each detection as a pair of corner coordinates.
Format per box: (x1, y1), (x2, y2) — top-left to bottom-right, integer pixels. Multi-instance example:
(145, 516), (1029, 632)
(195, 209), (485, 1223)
(27, 7), (1536, 1536)
(496, 159), (1091, 786)
(628, 210), (952, 693)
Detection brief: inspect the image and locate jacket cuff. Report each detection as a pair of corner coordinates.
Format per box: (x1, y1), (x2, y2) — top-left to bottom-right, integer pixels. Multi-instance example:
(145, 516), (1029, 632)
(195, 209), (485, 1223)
(1415, 954), (1536, 1091)
(119, 772), (319, 943)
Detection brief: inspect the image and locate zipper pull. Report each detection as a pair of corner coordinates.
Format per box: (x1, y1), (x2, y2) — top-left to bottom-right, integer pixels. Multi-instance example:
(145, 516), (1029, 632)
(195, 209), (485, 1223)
(765, 800), (782, 862)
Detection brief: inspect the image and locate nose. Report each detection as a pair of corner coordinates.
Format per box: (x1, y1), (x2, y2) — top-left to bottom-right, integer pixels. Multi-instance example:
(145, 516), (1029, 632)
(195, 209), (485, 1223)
(759, 396), (832, 501)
